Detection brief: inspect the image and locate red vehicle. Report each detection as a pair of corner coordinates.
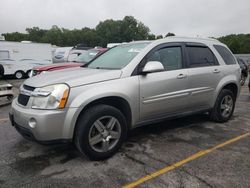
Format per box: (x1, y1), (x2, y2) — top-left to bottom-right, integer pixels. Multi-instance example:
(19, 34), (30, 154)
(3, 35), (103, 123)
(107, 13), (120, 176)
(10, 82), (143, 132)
(30, 48), (107, 77)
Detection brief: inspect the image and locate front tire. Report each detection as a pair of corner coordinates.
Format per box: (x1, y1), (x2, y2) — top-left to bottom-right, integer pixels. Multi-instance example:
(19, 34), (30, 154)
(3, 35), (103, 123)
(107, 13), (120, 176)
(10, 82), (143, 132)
(75, 105), (128, 160)
(210, 89), (236, 123)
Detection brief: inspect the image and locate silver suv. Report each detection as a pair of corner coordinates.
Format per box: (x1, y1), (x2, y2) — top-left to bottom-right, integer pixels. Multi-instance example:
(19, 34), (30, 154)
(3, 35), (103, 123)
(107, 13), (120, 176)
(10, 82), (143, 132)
(10, 37), (241, 160)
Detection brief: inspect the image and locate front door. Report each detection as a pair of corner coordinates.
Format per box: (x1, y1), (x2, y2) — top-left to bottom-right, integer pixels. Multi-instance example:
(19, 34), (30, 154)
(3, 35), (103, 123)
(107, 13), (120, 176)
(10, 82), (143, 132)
(139, 44), (189, 122)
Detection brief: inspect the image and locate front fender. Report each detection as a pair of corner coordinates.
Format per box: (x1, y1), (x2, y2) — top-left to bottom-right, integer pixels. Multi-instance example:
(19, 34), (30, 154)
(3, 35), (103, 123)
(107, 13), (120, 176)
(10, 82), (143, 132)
(63, 77), (139, 139)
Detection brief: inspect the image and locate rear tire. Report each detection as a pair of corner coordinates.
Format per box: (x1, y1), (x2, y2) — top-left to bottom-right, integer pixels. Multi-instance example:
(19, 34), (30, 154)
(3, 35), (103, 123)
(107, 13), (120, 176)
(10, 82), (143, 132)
(210, 89), (236, 123)
(75, 104), (127, 160)
(14, 71), (25, 79)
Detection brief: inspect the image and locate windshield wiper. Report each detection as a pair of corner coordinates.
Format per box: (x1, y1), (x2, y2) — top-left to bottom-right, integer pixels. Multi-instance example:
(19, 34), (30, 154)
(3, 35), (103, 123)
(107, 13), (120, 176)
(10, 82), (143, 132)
(95, 67), (106, 69)
(94, 67), (119, 70)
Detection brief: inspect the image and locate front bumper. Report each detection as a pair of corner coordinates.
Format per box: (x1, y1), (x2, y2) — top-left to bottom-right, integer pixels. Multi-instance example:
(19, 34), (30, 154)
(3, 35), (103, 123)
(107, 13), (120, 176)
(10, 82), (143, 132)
(0, 84), (14, 98)
(10, 98), (73, 143)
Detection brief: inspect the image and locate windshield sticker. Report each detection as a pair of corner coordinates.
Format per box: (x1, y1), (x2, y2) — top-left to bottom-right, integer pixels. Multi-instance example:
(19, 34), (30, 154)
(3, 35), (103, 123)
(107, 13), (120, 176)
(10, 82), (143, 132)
(89, 52), (98, 56)
(128, 48), (141, 53)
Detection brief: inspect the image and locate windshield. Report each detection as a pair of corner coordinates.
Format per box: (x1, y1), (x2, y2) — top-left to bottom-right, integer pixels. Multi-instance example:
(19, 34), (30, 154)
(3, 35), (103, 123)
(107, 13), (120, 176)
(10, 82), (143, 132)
(75, 49), (99, 63)
(87, 42), (150, 69)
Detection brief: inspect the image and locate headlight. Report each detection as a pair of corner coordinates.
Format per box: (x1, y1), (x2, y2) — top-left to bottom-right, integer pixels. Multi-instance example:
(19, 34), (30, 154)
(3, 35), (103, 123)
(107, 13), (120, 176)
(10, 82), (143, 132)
(31, 84), (69, 109)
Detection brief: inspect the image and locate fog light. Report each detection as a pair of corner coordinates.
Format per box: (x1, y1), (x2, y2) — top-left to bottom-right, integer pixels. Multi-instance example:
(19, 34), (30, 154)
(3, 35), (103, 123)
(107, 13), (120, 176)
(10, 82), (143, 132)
(28, 118), (37, 128)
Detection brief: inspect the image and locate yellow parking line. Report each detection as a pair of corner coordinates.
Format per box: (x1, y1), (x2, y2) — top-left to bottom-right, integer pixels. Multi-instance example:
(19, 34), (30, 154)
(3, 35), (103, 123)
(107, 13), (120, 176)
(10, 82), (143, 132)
(123, 131), (250, 188)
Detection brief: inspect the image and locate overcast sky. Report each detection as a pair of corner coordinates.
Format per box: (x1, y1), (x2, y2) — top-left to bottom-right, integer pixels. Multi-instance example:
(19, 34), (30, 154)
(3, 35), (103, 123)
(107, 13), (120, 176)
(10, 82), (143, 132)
(0, 0), (250, 37)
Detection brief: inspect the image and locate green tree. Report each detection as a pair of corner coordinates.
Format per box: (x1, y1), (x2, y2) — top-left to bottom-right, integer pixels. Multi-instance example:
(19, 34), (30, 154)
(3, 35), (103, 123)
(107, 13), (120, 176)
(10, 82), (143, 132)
(121, 16), (150, 41)
(165, 32), (175, 37)
(3, 16), (250, 53)
(3, 32), (28, 41)
(96, 19), (123, 46)
(96, 16), (150, 46)
(147, 34), (156, 40)
(26, 27), (47, 42)
(156, 35), (163, 39)
(218, 34), (250, 54)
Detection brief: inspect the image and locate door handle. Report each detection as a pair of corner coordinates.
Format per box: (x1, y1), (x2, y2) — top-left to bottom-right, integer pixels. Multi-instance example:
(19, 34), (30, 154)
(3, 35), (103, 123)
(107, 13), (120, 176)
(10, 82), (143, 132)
(213, 69), (220, 73)
(177, 74), (187, 79)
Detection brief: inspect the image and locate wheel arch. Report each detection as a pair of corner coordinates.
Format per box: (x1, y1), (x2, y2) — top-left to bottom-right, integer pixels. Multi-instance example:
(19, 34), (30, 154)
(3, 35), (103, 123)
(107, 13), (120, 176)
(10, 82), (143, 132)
(213, 81), (239, 108)
(212, 73), (240, 107)
(72, 96), (132, 140)
(221, 83), (238, 98)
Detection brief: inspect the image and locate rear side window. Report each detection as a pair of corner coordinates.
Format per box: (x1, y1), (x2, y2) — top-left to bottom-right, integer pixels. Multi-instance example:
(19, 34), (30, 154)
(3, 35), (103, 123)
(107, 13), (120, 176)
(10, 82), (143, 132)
(214, 45), (236, 65)
(186, 46), (216, 67)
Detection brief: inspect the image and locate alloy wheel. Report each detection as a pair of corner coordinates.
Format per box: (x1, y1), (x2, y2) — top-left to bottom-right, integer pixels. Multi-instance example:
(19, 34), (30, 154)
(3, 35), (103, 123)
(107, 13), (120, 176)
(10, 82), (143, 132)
(88, 116), (121, 153)
(220, 95), (233, 118)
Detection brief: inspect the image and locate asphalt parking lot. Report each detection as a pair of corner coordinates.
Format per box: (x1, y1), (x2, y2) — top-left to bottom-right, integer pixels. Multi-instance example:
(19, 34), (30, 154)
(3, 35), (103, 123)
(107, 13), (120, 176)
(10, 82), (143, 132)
(0, 79), (249, 188)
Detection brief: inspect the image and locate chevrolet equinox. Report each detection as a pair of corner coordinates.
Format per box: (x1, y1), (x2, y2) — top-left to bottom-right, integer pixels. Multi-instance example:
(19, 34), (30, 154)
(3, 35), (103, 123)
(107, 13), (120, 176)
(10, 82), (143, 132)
(10, 37), (241, 160)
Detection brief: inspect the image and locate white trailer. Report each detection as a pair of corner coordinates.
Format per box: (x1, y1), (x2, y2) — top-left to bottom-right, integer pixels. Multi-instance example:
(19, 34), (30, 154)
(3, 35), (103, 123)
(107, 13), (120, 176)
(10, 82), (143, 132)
(0, 41), (52, 79)
(0, 59), (52, 79)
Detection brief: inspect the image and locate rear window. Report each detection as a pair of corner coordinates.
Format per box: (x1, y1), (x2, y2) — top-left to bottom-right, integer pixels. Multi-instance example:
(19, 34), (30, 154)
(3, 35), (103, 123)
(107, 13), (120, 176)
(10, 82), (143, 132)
(186, 46), (216, 67)
(214, 45), (236, 65)
(0, 50), (10, 60)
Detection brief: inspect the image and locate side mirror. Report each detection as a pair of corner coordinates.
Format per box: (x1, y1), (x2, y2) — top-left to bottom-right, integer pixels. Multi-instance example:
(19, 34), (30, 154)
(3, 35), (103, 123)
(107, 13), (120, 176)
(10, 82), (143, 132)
(141, 61), (165, 74)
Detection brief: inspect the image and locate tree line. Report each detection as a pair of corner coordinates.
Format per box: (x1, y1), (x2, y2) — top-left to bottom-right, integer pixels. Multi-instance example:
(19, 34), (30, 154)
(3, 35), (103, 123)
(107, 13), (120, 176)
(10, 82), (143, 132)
(2, 16), (250, 54)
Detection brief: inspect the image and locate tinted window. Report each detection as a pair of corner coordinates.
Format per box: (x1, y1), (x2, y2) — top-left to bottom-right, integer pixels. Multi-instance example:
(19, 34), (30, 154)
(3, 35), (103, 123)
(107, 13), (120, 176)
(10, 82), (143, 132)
(187, 46), (216, 67)
(148, 47), (182, 71)
(214, 45), (236, 65)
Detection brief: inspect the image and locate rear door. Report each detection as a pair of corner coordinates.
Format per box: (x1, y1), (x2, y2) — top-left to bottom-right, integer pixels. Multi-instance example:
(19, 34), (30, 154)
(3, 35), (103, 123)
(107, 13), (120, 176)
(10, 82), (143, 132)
(185, 43), (223, 110)
(139, 43), (189, 121)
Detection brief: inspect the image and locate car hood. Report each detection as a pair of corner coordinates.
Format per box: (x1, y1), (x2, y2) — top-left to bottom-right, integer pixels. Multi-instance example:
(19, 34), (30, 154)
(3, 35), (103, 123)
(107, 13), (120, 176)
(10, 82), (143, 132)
(24, 67), (122, 88)
(33, 62), (83, 71)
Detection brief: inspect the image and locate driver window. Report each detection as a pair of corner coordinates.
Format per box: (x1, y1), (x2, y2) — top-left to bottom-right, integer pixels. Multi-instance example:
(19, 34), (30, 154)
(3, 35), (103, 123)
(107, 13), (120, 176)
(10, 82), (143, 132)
(148, 47), (182, 71)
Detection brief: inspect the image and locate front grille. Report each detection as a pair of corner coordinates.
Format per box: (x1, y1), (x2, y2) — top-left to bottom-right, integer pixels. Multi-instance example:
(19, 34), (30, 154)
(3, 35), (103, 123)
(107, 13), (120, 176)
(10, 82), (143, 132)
(17, 94), (30, 106)
(23, 85), (35, 91)
(17, 85), (35, 106)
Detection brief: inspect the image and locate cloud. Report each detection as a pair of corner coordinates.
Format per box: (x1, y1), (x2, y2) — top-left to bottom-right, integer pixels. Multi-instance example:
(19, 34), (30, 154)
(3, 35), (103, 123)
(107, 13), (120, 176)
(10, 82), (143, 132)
(0, 0), (249, 37)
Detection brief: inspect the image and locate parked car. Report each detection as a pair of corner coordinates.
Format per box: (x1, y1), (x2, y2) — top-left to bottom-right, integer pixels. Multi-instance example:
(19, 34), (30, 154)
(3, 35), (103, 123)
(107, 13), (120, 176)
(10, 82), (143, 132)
(0, 84), (14, 101)
(67, 49), (86, 62)
(249, 75), (250, 92)
(0, 64), (4, 78)
(10, 37), (241, 160)
(52, 44), (92, 63)
(29, 48), (107, 77)
(52, 47), (73, 63)
(237, 58), (249, 86)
